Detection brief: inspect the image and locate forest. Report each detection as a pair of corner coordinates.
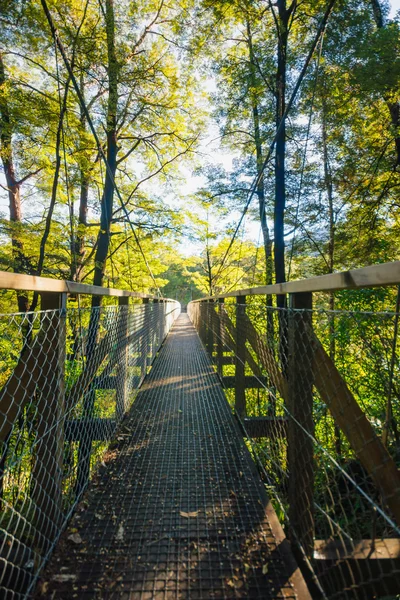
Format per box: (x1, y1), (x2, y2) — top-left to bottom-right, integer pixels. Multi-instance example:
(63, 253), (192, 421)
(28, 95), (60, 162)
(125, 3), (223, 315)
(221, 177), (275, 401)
(0, 0), (398, 309)
(1, 2), (400, 598)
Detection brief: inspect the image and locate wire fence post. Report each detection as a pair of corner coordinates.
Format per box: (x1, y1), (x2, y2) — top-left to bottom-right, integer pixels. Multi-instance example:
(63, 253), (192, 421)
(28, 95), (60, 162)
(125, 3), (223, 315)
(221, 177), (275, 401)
(288, 291), (314, 558)
(235, 295), (247, 418)
(32, 291), (67, 549)
(217, 298), (224, 377)
(116, 296), (129, 420)
(141, 298), (149, 380)
(207, 299), (214, 357)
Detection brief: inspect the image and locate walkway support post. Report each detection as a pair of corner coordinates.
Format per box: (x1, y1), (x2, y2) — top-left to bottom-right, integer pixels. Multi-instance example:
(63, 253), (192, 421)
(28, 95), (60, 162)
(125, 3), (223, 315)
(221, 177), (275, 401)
(235, 296), (246, 418)
(141, 298), (149, 380)
(116, 296), (129, 420)
(153, 298), (159, 359)
(287, 291), (314, 558)
(207, 299), (214, 357)
(217, 298), (224, 377)
(32, 291), (67, 549)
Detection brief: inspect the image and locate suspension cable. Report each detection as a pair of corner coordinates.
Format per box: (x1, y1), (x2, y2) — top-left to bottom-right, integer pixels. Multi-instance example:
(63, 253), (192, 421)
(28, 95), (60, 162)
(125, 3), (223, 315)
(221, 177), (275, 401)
(40, 0), (162, 296)
(212, 0), (338, 287)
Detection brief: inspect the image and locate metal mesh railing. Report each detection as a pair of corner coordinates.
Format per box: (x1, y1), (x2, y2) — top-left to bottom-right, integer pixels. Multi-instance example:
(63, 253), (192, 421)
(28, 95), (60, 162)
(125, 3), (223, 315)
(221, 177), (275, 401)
(0, 298), (180, 598)
(188, 297), (400, 599)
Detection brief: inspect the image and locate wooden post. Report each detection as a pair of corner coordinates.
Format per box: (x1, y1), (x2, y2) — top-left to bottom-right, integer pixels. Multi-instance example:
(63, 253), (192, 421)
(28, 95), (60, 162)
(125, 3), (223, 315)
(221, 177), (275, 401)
(217, 298), (224, 377)
(153, 298), (159, 359)
(32, 292), (66, 550)
(141, 298), (149, 380)
(206, 299), (214, 357)
(116, 296), (129, 420)
(287, 291), (314, 558)
(198, 301), (206, 345)
(235, 296), (246, 418)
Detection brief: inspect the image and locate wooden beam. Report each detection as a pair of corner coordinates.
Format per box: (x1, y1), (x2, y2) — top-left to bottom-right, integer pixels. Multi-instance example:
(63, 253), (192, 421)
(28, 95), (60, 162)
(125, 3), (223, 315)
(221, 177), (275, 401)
(32, 292), (66, 550)
(222, 375), (268, 389)
(235, 312), (400, 527)
(314, 539), (400, 598)
(314, 538), (400, 561)
(287, 292), (314, 559)
(0, 269), (177, 301)
(190, 261), (400, 300)
(243, 416), (288, 439)
(235, 296), (246, 418)
(65, 418), (116, 442)
(312, 333), (400, 526)
(217, 298), (224, 377)
(116, 297), (129, 420)
(244, 316), (288, 400)
(218, 308), (264, 379)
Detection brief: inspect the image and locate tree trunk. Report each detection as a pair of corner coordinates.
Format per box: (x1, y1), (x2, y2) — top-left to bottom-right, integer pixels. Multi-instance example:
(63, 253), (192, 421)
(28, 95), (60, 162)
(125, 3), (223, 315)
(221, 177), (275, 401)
(72, 76), (89, 282)
(91, 0), (118, 306)
(274, 0), (289, 308)
(246, 20), (273, 290)
(0, 54), (29, 314)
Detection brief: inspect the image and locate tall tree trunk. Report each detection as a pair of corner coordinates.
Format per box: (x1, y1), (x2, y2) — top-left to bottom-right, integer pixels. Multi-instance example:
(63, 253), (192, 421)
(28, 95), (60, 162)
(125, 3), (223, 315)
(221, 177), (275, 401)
(76, 1), (119, 497)
(72, 76), (89, 282)
(274, 1), (291, 376)
(246, 17), (275, 361)
(0, 54), (29, 314)
(246, 20), (273, 290)
(91, 0), (118, 308)
(274, 0), (289, 308)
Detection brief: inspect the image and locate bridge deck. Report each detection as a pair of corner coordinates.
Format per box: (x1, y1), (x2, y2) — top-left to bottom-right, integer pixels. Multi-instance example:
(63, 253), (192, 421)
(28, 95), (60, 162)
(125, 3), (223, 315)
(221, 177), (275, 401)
(36, 314), (309, 599)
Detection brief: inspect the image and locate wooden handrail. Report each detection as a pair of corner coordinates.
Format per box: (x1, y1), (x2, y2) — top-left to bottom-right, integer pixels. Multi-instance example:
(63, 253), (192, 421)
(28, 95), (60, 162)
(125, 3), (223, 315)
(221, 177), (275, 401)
(0, 270), (176, 301)
(191, 261), (400, 300)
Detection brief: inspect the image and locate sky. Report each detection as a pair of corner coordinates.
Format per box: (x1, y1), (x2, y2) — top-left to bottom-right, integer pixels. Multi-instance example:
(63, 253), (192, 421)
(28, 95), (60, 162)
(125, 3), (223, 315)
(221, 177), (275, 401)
(391, 0), (400, 15)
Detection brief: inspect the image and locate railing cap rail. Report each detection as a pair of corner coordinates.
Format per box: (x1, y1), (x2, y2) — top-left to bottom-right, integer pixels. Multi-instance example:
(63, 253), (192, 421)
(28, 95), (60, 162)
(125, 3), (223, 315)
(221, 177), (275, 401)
(0, 271), (175, 301)
(191, 261), (400, 301)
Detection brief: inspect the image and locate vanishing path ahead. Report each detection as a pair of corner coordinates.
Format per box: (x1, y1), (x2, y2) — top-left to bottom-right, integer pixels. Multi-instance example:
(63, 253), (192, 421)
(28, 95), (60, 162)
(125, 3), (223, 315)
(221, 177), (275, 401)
(38, 314), (309, 599)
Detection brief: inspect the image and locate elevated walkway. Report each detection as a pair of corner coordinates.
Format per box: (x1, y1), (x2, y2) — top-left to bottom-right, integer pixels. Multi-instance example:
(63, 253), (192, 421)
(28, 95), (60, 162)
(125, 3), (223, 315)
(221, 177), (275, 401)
(36, 314), (309, 599)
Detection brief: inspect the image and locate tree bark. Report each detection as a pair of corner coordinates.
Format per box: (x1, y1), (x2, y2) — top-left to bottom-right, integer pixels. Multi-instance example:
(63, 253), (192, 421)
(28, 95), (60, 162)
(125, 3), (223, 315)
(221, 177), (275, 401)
(274, 0), (290, 309)
(0, 54), (29, 313)
(246, 20), (273, 289)
(72, 75), (89, 282)
(91, 0), (118, 305)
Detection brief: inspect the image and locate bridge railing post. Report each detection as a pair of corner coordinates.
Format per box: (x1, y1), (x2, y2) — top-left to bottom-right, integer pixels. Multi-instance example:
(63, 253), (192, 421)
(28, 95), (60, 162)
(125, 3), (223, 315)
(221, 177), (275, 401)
(141, 298), (149, 380)
(32, 291), (67, 549)
(235, 295), (246, 418)
(217, 298), (224, 377)
(116, 296), (129, 420)
(206, 299), (214, 358)
(287, 291), (314, 558)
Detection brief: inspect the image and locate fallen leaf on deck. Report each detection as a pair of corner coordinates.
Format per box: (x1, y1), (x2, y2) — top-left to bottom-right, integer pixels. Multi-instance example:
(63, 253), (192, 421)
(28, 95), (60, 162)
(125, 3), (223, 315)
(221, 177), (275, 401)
(180, 510), (199, 518)
(227, 578), (243, 589)
(262, 564), (269, 575)
(53, 574), (78, 582)
(116, 523), (125, 541)
(68, 533), (82, 544)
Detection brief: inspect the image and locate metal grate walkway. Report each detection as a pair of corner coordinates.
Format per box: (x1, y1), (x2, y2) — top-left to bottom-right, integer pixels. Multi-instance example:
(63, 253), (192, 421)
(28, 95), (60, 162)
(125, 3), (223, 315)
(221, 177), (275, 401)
(36, 314), (309, 599)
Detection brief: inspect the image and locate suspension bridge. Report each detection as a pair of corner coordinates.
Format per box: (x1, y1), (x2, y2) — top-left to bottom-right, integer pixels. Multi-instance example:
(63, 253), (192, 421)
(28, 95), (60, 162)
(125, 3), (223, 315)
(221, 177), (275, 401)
(0, 263), (399, 599)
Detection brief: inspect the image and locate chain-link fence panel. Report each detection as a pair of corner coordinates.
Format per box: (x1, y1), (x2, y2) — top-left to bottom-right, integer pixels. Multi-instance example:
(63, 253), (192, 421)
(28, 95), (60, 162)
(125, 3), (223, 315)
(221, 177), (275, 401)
(188, 297), (400, 600)
(0, 298), (180, 599)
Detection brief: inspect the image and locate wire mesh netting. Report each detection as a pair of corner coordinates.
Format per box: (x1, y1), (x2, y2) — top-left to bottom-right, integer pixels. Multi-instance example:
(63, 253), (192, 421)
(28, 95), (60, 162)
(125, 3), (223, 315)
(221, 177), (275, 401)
(188, 295), (400, 600)
(0, 297), (180, 598)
